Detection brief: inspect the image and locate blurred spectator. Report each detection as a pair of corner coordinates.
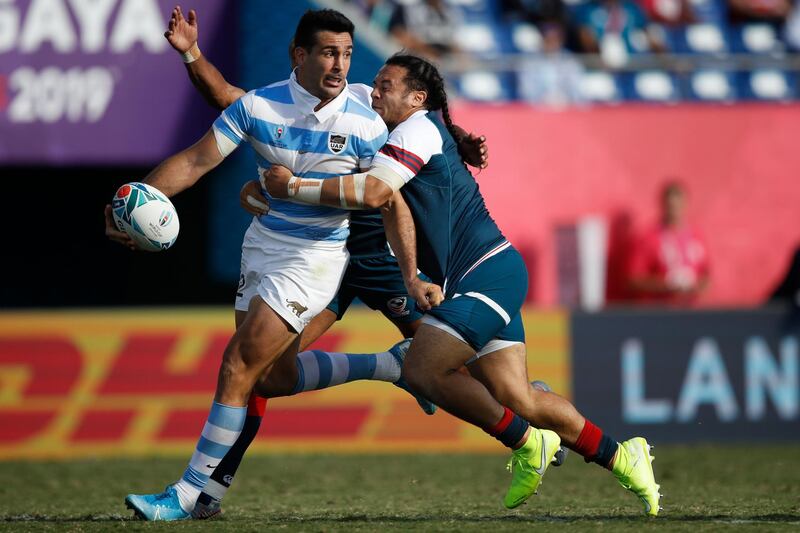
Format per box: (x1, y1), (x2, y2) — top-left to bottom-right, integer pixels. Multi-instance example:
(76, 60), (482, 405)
(348, 0), (396, 32)
(637, 0), (696, 25)
(786, 1), (800, 49)
(575, 0), (667, 65)
(769, 245), (800, 306)
(728, 0), (791, 25)
(501, 0), (568, 26)
(388, 0), (463, 59)
(626, 181), (710, 305)
(517, 23), (585, 106)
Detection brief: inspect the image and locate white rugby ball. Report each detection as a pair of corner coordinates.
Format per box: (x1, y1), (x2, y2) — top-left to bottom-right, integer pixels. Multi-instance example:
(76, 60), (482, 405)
(111, 182), (179, 252)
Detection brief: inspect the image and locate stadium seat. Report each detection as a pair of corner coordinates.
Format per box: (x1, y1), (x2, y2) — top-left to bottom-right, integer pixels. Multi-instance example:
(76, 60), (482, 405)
(579, 71), (620, 103)
(741, 70), (795, 100)
(622, 71), (679, 102)
(511, 23), (543, 53)
(684, 70), (736, 101)
(684, 24), (728, 54)
(454, 23), (499, 54)
(731, 24), (783, 54)
(455, 71), (515, 101)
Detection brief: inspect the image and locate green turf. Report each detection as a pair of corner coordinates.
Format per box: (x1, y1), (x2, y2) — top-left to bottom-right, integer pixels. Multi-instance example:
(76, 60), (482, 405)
(1, 445), (798, 532)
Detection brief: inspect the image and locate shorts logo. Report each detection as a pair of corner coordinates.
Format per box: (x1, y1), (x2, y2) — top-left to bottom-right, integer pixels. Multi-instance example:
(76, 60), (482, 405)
(387, 296), (410, 317)
(236, 274), (245, 298)
(328, 132), (348, 154)
(286, 299), (308, 317)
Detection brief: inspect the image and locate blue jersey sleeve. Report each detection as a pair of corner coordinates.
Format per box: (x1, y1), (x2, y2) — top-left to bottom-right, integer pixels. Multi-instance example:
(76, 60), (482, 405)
(212, 93), (253, 147)
(355, 123), (389, 169)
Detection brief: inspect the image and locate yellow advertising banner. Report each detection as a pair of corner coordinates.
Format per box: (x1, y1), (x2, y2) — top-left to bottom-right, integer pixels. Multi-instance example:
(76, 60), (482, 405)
(0, 308), (568, 459)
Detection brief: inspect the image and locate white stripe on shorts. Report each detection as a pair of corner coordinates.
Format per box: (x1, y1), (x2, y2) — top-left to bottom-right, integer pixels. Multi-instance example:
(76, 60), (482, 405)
(467, 339), (522, 365)
(421, 315), (522, 363)
(458, 241), (511, 282)
(460, 291), (511, 325)
(421, 315), (469, 345)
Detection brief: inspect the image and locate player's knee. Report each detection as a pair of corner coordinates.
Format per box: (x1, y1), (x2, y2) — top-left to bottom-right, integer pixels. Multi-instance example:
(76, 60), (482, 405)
(492, 381), (533, 414)
(254, 362), (298, 398)
(402, 362), (429, 396)
(217, 353), (255, 403)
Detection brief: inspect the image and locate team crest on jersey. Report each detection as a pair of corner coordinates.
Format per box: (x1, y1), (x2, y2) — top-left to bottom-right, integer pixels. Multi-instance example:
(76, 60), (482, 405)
(387, 296), (410, 317)
(276, 126), (285, 139)
(328, 132), (348, 154)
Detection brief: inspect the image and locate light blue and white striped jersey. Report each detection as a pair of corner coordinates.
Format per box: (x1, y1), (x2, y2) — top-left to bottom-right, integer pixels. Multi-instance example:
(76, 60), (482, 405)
(213, 72), (387, 247)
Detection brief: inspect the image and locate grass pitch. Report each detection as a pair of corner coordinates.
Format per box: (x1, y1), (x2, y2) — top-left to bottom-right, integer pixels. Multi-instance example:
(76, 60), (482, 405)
(1, 444), (798, 532)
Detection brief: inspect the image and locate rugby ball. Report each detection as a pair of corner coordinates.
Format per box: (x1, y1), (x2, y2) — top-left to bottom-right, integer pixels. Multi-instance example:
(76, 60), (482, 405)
(111, 182), (179, 252)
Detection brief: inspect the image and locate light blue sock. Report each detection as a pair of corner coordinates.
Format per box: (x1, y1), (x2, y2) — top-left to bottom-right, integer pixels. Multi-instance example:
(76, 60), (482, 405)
(292, 349), (400, 393)
(172, 402), (247, 512)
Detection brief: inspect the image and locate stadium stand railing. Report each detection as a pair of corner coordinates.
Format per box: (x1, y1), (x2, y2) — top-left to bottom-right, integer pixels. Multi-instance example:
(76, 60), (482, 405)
(335, 0), (800, 103)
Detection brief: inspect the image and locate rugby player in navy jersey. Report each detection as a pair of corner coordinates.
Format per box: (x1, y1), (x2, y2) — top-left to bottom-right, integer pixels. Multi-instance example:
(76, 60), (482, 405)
(262, 54), (662, 516)
(142, 6), (490, 519)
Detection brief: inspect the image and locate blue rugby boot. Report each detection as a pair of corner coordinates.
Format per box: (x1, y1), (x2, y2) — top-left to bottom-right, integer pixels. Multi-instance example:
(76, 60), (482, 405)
(125, 485), (190, 521)
(389, 338), (437, 415)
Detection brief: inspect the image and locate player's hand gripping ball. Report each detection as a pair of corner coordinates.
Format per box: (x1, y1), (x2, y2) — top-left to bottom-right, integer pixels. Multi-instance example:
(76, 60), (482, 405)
(111, 183), (180, 252)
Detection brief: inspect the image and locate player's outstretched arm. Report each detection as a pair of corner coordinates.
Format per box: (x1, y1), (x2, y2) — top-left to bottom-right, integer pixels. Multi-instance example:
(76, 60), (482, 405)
(165, 5), (245, 110)
(142, 129), (225, 197)
(261, 164), (400, 210)
(381, 192), (443, 310)
(105, 127), (230, 251)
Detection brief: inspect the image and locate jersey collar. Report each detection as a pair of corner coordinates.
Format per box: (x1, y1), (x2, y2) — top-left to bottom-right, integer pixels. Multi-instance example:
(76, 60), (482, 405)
(289, 70), (349, 123)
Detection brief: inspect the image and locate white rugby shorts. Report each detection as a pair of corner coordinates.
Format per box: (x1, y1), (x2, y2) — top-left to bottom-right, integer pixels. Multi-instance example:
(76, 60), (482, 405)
(235, 220), (349, 332)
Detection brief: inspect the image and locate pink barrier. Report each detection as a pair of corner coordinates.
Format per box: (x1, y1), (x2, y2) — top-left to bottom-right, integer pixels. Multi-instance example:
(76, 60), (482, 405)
(452, 103), (800, 307)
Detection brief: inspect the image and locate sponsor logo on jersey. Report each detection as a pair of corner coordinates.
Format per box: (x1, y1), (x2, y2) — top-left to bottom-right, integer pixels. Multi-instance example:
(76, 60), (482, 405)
(387, 296), (410, 317)
(328, 132), (348, 154)
(276, 126), (284, 139)
(286, 299), (308, 317)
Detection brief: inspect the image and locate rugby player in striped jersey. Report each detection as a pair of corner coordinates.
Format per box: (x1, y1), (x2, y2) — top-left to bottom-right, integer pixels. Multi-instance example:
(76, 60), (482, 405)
(154, 6), (501, 520)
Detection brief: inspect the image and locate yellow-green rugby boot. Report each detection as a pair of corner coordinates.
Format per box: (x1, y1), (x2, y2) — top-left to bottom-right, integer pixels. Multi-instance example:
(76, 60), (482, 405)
(612, 437), (662, 516)
(503, 428), (561, 509)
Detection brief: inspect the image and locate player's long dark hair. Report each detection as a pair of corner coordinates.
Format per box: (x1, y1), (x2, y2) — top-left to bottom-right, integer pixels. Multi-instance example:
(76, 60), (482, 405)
(384, 54), (464, 156)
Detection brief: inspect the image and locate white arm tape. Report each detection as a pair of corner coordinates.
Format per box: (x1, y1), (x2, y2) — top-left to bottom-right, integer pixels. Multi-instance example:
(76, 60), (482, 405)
(287, 176), (323, 205)
(213, 128), (237, 157)
(181, 43), (201, 64)
(351, 172), (367, 208)
(369, 164), (406, 192)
